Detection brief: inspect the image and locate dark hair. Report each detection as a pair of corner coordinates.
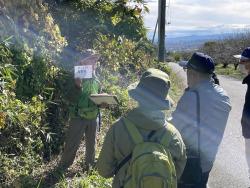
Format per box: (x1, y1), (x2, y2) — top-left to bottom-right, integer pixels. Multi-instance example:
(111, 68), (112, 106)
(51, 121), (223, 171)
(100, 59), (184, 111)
(212, 73), (220, 85)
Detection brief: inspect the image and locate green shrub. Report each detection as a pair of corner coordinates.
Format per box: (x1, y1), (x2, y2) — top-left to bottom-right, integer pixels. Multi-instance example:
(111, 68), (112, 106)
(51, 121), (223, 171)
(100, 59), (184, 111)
(55, 171), (112, 188)
(0, 40), (68, 185)
(46, 0), (147, 51)
(0, 1), (181, 187)
(94, 34), (156, 119)
(0, 0), (67, 60)
(0, 63), (46, 184)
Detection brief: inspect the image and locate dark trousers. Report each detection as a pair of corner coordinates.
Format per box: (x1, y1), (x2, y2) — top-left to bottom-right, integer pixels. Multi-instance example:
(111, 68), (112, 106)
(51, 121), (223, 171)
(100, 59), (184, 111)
(178, 171), (210, 188)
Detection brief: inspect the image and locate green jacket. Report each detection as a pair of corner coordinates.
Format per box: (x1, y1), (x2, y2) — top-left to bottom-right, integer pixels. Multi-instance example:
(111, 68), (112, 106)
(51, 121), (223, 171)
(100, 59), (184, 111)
(97, 108), (187, 188)
(66, 77), (100, 120)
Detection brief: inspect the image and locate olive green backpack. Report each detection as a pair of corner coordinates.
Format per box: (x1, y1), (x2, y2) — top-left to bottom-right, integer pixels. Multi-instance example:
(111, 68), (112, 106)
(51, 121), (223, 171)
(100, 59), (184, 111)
(120, 118), (177, 188)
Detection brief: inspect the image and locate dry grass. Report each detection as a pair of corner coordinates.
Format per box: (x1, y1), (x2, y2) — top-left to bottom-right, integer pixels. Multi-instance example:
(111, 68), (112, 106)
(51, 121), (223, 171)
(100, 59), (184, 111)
(215, 64), (244, 80)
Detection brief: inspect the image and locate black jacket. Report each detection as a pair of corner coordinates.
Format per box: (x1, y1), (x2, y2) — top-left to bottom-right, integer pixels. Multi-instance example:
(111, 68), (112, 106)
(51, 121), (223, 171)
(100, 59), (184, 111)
(242, 74), (250, 138)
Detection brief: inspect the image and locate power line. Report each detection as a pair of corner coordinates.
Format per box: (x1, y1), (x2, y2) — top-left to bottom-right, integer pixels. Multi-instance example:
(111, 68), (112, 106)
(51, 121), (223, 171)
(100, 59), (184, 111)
(152, 18), (158, 43)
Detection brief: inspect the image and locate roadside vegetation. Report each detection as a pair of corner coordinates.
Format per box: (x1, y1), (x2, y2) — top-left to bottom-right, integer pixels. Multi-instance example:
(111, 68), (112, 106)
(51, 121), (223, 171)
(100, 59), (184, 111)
(169, 32), (250, 79)
(0, 0), (184, 187)
(215, 64), (244, 80)
(4, 0), (246, 187)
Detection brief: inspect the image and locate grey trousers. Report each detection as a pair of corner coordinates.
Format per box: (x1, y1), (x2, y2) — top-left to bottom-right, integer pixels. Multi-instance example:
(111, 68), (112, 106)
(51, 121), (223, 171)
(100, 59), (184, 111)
(58, 117), (97, 170)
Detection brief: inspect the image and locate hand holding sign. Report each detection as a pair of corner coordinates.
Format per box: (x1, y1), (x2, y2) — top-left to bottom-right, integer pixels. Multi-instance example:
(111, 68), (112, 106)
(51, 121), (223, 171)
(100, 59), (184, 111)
(74, 54), (100, 79)
(74, 65), (93, 79)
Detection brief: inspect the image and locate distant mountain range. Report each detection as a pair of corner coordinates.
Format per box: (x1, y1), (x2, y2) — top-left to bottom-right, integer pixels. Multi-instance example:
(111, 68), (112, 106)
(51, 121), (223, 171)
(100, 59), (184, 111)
(147, 24), (250, 51)
(165, 33), (234, 51)
(148, 32), (235, 51)
(145, 23), (250, 51)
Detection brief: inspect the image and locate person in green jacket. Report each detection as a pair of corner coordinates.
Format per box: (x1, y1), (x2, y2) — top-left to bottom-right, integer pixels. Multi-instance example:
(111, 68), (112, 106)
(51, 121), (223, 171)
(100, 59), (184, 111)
(58, 50), (101, 172)
(97, 68), (187, 188)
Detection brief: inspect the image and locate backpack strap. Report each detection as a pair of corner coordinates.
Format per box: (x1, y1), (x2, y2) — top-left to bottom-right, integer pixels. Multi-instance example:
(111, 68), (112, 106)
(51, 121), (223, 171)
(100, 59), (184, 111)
(114, 118), (142, 175)
(114, 118), (156, 175)
(191, 90), (201, 160)
(124, 118), (144, 145)
(114, 153), (132, 175)
(147, 130), (157, 140)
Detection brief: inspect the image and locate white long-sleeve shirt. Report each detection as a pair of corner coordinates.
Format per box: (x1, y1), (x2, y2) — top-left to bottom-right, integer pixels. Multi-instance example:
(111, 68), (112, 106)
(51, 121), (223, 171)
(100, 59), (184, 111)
(170, 80), (231, 172)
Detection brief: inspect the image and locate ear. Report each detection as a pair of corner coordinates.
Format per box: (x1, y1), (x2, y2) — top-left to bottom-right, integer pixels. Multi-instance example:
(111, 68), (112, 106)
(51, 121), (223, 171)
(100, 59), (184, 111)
(245, 63), (250, 71)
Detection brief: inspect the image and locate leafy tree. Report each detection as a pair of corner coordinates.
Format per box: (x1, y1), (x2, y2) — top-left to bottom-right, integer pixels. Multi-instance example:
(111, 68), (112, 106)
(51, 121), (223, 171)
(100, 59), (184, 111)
(0, 0), (67, 59)
(200, 32), (250, 68)
(0, 0), (159, 186)
(93, 34), (156, 119)
(0, 42), (46, 185)
(0, 1), (69, 184)
(45, 0), (148, 50)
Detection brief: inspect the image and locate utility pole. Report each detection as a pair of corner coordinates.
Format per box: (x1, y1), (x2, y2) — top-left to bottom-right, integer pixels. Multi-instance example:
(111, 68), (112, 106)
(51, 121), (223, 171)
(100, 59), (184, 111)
(158, 0), (166, 62)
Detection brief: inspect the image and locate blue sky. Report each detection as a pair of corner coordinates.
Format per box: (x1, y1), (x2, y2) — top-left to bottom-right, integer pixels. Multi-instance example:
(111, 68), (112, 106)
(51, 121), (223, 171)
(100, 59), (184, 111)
(144, 0), (250, 37)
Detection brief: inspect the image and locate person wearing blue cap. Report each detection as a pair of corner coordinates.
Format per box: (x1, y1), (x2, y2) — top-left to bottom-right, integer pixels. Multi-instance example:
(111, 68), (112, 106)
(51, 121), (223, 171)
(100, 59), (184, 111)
(234, 47), (250, 181)
(170, 52), (231, 188)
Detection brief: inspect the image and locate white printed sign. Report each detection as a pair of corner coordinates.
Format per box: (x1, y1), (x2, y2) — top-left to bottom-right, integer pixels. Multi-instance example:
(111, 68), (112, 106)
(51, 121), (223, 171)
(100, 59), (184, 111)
(74, 65), (93, 79)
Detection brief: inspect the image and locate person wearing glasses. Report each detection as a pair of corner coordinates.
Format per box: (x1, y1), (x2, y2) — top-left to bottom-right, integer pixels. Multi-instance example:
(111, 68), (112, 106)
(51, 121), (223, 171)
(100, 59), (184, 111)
(170, 52), (231, 188)
(234, 47), (250, 181)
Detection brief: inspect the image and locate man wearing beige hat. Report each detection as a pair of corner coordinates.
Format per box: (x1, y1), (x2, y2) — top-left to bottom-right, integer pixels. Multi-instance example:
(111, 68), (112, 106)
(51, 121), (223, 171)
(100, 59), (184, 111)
(97, 68), (186, 188)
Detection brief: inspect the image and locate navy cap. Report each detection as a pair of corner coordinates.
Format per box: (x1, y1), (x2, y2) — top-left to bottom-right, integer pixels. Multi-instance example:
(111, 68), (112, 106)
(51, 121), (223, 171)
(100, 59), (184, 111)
(234, 47), (250, 61)
(179, 52), (215, 74)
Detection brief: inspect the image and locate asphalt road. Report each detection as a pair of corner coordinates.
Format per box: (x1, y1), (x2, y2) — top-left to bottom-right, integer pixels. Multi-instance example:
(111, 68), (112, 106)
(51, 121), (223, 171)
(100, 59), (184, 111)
(169, 62), (249, 188)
